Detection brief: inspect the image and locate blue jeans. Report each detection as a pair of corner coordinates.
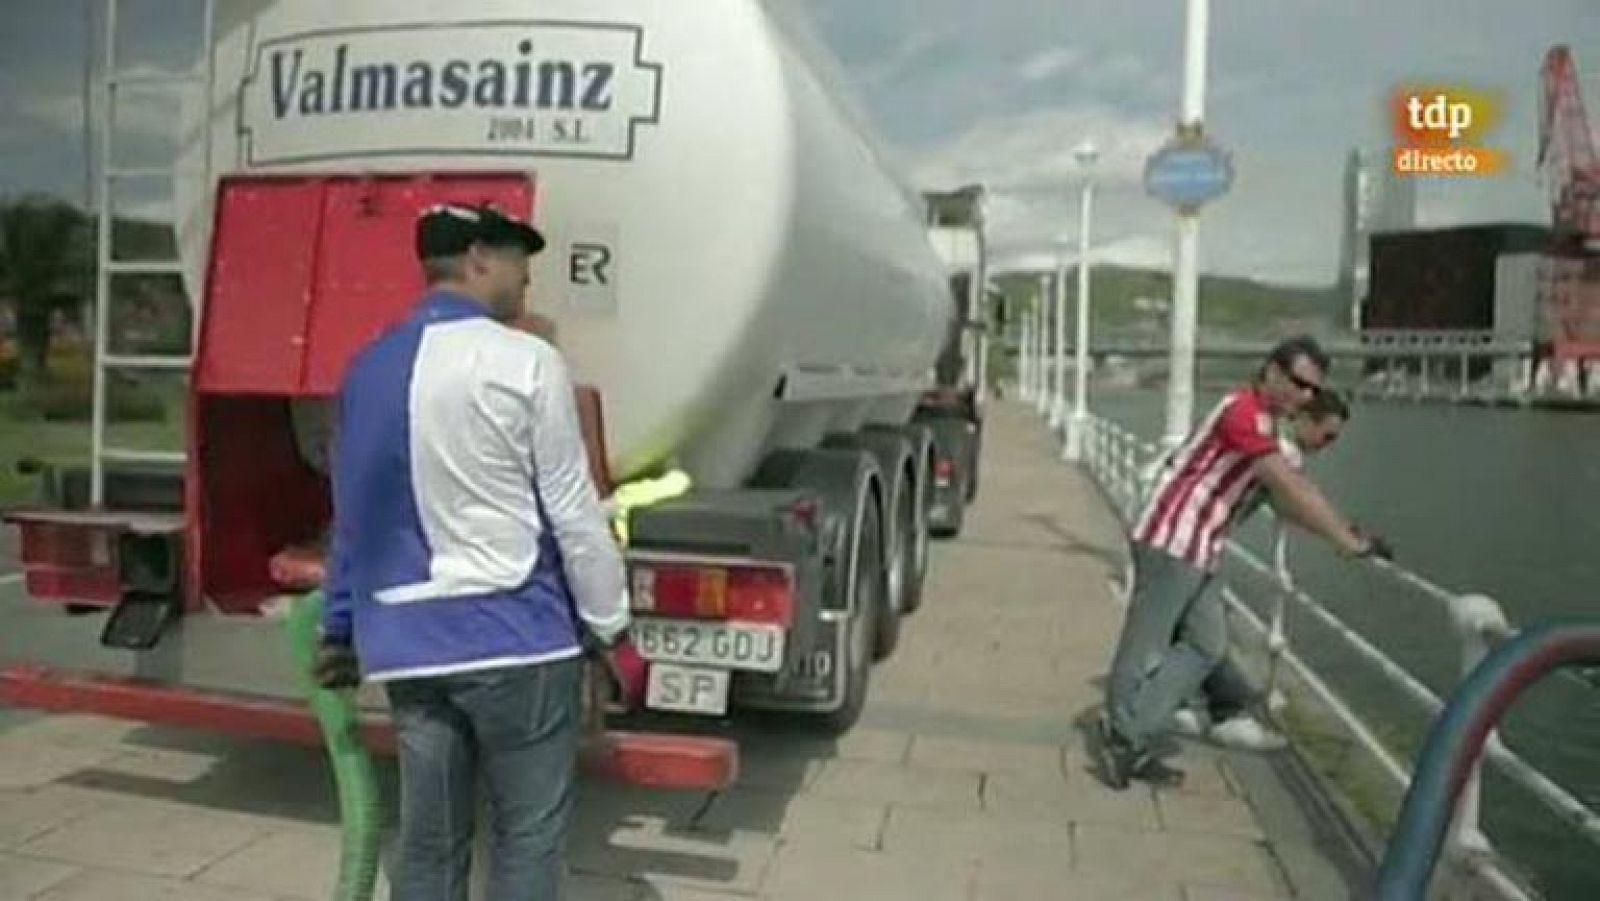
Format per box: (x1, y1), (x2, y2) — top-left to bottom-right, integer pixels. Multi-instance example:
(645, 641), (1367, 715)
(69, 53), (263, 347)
(385, 658), (583, 901)
(1107, 543), (1227, 754)
(1193, 654), (1260, 722)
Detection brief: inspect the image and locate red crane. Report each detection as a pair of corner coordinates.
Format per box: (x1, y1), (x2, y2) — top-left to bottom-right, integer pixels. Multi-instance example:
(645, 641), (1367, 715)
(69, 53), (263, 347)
(1537, 46), (1600, 361)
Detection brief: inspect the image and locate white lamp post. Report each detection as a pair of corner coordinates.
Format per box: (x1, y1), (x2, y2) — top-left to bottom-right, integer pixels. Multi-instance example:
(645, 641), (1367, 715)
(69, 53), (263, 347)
(1035, 275), (1051, 415)
(1065, 139), (1099, 461)
(1162, 0), (1210, 449)
(1050, 249), (1068, 430)
(1019, 285), (1035, 400)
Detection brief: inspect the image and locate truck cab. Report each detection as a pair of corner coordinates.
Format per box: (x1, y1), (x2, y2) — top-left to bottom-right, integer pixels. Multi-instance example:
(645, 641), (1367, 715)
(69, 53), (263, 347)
(918, 185), (992, 537)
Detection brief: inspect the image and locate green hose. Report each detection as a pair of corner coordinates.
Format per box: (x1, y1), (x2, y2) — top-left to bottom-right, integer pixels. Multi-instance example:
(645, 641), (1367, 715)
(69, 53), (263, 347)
(284, 591), (384, 901)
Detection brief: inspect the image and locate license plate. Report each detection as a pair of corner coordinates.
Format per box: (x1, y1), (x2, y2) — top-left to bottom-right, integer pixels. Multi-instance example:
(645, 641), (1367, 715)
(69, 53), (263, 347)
(631, 619), (785, 673)
(646, 663), (730, 716)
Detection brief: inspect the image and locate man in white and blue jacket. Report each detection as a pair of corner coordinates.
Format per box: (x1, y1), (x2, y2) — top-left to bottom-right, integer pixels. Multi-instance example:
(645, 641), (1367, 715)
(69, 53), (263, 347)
(314, 202), (630, 901)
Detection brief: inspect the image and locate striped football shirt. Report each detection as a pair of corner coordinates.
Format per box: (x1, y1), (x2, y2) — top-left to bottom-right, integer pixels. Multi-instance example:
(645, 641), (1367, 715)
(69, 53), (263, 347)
(1132, 388), (1281, 570)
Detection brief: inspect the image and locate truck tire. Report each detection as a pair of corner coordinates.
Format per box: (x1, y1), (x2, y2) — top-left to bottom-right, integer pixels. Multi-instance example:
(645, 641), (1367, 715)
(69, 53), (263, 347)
(819, 489), (882, 735)
(864, 424), (933, 615)
(823, 431), (911, 659)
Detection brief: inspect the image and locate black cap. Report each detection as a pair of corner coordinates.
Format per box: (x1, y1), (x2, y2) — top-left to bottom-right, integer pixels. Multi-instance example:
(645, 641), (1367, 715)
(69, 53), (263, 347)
(414, 203), (546, 259)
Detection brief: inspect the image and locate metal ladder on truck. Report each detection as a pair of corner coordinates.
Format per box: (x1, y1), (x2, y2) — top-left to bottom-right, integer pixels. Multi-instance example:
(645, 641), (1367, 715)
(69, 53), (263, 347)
(87, 0), (216, 506)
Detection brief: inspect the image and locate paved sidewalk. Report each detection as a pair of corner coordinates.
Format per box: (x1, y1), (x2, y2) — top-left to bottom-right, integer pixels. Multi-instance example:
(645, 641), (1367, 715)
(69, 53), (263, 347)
(0, 402), (1354, 900)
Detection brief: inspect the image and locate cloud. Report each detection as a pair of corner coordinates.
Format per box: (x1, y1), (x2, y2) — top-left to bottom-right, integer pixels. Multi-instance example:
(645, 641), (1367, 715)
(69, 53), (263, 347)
(10, 65), (182, 142)
(856, 27), (959, 91)
(912, 102), (1170, 191)
(1018, 48), (1081, 83)
(992, 232), (1172, 276)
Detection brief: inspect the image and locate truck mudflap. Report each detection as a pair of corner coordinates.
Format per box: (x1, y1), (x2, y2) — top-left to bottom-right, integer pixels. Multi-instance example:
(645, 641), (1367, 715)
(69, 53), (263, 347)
(0, 665), (738, 791)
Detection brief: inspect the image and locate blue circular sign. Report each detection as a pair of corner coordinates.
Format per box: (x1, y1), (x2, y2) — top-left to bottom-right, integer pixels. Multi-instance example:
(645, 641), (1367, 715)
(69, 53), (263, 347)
(1144, 137), (1235, 210)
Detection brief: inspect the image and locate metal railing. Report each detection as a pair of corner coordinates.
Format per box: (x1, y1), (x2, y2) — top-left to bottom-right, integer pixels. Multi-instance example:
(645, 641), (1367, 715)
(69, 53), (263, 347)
(1077, 411), (1600, 899)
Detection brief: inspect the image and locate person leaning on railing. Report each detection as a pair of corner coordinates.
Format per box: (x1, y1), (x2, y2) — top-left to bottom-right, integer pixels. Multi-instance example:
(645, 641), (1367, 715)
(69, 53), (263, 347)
(1171, 387), (1358, 751)
(1092, 336), (1393, 791)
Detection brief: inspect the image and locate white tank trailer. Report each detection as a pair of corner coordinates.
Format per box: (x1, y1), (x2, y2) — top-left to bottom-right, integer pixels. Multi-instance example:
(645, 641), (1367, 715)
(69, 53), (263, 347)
(175, 0), (956, 491)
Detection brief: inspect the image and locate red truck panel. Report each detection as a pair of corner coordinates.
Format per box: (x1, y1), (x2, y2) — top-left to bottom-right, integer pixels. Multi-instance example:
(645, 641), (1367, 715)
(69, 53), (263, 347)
(196, 173), (536, 396)
(196, 180), (324, 394)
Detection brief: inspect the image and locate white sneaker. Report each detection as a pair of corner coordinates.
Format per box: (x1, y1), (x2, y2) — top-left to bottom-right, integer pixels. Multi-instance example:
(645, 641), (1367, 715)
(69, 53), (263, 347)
(1208, 715), (1288, 752)
(1170, 708), (1207, 737)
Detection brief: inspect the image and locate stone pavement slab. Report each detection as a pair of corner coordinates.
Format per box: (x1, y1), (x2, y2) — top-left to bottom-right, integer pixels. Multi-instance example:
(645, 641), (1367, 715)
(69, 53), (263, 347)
(0, 852), (80, 898)
(0, 403), (1355, 899)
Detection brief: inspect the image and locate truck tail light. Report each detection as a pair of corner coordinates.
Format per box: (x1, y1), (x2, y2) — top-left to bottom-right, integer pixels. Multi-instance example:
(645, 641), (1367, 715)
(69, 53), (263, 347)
(726, 567), (793, 625)
(14, 522), (119, 606)
(630, 562), (794, 626)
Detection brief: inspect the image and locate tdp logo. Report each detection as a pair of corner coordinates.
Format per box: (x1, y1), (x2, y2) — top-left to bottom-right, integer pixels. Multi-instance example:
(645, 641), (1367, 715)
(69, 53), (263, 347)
(1390, 86), (1505, 176)
(1406, 94), (1473, 139)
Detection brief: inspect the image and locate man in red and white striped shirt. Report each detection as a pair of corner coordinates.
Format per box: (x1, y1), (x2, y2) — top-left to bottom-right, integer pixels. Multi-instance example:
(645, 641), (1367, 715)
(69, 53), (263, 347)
(1095, 337), (1388, 789)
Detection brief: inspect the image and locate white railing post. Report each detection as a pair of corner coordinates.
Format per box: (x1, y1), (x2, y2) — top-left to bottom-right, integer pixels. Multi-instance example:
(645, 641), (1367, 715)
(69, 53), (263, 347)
(1126, 428), (1139, 508)
(1449, 593), (1509, 859)
(1264, 521), (1292, 714)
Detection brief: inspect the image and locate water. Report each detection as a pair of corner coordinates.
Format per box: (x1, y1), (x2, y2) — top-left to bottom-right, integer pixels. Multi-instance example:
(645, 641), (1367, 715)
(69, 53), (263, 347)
(1092, 387), (1600, 900)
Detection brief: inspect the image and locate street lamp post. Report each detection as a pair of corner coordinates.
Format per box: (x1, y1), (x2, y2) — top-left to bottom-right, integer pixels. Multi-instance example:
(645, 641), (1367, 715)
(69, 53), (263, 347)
(1050, 251), (1068, 430)
(1065, 140), (1099, 461)
(1036, 270), (1049, 400)
(1162, 0), (1210, 450)
(1020, 285), (1035, 400)
(1036, 275), (1051, 415)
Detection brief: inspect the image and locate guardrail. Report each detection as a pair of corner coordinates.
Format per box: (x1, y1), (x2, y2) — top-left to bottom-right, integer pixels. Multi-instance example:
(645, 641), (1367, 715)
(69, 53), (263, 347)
(1077, 412), (1600, 899)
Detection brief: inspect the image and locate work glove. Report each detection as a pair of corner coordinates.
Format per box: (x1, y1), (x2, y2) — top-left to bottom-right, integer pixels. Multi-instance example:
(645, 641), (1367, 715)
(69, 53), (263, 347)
(313, 640), (361, 690)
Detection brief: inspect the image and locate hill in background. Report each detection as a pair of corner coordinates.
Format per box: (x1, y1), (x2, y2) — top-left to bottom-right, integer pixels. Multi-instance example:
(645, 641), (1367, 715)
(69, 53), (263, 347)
(992, 265), (1347, 343)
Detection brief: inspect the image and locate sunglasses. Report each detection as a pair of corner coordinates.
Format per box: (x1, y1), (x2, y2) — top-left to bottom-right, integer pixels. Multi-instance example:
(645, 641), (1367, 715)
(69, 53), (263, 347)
(1286, 371), (1322, 394)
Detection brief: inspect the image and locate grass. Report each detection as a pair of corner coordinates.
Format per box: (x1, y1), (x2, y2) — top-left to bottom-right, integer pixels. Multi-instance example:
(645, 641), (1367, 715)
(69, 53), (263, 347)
(0, 390), (184, 508)
(1225, 611), (1413, 852)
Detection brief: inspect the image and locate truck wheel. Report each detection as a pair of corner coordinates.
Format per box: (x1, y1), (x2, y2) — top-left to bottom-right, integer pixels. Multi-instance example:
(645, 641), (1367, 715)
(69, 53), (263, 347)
(903, 439), (933, 613)
(873, 479), (908, 661)
(819, 490), (882, 735)
(822, 431), (910, 657)
(864, 424), (932, 615)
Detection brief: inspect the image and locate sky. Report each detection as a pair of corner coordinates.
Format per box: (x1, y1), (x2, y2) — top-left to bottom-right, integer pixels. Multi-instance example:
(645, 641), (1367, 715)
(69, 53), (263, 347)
(2, 0), (1596, 286)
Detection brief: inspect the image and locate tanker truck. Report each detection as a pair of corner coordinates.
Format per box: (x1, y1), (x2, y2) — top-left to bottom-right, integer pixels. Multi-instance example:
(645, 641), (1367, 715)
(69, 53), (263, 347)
(1, 0), (979, 762)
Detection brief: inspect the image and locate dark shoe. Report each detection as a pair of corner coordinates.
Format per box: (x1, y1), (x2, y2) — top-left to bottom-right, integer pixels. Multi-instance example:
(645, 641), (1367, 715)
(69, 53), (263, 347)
(1092, 715), (1137, 790)
(1129, 754), (1186, 789)
(1092, 715), (1187, 791)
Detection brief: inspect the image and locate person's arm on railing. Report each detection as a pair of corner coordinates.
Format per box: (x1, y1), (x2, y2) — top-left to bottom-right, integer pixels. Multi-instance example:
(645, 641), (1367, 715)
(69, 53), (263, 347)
(1255, 453), (1387, 559)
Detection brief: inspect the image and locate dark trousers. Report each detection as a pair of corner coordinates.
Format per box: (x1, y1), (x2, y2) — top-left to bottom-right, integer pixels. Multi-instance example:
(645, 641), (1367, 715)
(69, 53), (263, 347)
(1107, 543), (1227, 753)
(385, 658), (583, 901)
(1196, 654), (1260, 721)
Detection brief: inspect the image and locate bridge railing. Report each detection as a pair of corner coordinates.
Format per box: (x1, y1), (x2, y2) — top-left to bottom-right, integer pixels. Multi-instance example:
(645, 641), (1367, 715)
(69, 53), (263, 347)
(1080, 412), (1600, 899)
